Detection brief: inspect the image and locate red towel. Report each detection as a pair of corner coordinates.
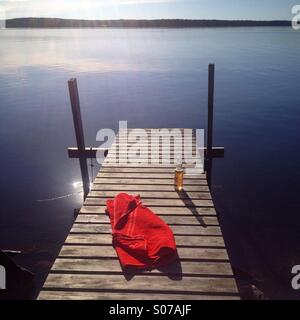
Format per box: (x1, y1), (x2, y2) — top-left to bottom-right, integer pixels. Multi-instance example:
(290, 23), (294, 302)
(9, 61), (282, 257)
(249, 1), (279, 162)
(106, 193), (178, 270)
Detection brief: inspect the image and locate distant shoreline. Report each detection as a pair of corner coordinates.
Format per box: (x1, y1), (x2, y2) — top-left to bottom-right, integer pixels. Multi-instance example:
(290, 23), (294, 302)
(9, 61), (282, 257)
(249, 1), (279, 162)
(5, 18), (291, 28)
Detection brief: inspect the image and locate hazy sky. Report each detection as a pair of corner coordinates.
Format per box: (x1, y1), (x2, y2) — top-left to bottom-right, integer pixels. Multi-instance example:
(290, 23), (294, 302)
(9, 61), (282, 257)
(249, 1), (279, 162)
(0, 0), (297, 20)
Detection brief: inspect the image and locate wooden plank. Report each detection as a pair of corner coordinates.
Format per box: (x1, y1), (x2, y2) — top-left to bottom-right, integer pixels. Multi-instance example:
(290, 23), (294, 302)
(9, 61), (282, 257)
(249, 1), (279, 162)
(108, 148), (223, 158)
(115, 139), (197, 142)
(116, 133), (197, 137)
(96, 172), (205, 179)
(75, 214), (219, 226)
(109, 148), (198, 153)
(119, 128), (194, 131)
(91, 184), (210, 192)
(116, 138), (197, 142)
(51, 259), (233, 276)
(38, 291), (239, 300)
(93, 178), (207, 185)
(115, 141), (197, 144)
(70, 224), (222, 236)
(109, 146), (198, 150)
(117, 128), (195, 133)
(110, 145), (197, 149)
(110, 141), (197, 145)
(84, 198), (214, 207)
(103, 160), (202, 166)
(105, 156), (200, 161)
(60, 244), (228, 260)
(101, 163), (204, 168)
(63, 236), (226, 250)
(116, 136), (197, 139)
(88, 190), (212, 200)
(42, 274), (238, 294)
(79, 205), (217, 216)
(106, 150), (199, 154)
(114, 135), (196, 138)
(100, 167), (198, 173)
(108, 149), (198, 154)
(102, 163), (203, 169)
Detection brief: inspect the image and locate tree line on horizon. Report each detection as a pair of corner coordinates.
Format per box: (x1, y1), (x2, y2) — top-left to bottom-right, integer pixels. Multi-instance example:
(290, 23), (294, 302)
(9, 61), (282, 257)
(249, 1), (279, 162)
(5, 17), (291, 28)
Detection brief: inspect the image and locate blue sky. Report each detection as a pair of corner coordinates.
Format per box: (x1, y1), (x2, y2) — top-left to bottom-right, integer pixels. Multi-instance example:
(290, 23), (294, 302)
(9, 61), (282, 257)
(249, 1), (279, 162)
(0, 0), (297, 20)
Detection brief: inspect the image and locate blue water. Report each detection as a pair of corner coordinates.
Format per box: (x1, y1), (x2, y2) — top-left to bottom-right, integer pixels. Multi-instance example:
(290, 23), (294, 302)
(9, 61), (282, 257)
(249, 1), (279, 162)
(0, 27), (300, 299)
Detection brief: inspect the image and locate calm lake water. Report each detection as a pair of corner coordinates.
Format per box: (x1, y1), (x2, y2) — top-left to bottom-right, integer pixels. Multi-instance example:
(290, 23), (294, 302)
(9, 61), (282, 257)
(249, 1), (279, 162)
(0, 27), (300, 299)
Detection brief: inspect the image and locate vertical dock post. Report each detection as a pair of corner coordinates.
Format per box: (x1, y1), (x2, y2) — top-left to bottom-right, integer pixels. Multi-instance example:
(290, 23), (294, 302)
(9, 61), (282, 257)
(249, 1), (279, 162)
(68, 78), (90, 200)
(206, 64), (215, 187)
(207, 63), (215, 161)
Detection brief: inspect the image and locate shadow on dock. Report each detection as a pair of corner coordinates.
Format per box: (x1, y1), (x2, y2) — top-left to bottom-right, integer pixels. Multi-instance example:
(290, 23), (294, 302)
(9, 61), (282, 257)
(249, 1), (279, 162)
(122, 255), (183, 281)
(177, 190), (207, 227)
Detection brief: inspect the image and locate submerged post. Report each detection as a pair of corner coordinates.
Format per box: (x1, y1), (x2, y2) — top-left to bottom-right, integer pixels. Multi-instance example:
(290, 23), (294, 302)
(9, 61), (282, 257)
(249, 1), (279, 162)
(206, 64), (215, 187)
(68, 78), (90, 200)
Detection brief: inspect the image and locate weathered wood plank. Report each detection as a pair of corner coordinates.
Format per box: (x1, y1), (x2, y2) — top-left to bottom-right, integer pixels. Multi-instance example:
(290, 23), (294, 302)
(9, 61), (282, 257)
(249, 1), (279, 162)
(75, 214), (219, 226)
(91, 184), (209, 192)
(88, 190), (212, 200)
(100, 167), (199, 173)
(114, 138), (197, 142)
(42, 274), (238, 294)
(93, 178), (207, 185)
(79, 205), (217, 216)
(96, 172), (205, 179)
(38, 291), (239, 300)
(101, 163), (203, 169)
(115, 138), (197, 142)
(107, 151), (199, 156)
(110, 142), (197, 146)
(107, 146), (224, 159)
(116, 134), (197, 138)
(116, 136), (197, 140)
(119, 128), (194, 132)
(109, 145), (197, 150)
(59, 245), (229, 262)
(104, 157), (201, 163)
(103, 160), (202, 167)
(63, 237), (226, 250)
(51, 259), (233, 276)
(106, 153), (199, 157)
(84, 198), (214, 208)
(116, 130), (195, 133)
(70, 224), (221, 236)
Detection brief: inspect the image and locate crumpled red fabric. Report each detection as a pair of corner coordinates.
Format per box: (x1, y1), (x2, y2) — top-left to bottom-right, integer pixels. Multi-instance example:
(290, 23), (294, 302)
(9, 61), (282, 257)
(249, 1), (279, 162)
(106, 193), (178, 270)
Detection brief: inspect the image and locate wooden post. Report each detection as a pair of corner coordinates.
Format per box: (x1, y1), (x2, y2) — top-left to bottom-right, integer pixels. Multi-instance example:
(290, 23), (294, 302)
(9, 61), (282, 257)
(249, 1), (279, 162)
(68, 78), (90, 200)
(206, 64), (215, 188)
(207, 63), (215, 161)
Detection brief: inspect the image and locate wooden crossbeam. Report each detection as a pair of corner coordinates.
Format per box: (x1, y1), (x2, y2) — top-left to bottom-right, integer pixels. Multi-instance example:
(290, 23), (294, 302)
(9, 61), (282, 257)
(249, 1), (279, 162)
(68, 147), (108, 159)
(68, 147), (224, 159)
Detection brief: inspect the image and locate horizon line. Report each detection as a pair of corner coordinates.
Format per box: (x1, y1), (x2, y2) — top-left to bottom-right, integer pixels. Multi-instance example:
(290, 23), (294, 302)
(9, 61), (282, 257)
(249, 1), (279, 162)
(6, 17), (291, 22)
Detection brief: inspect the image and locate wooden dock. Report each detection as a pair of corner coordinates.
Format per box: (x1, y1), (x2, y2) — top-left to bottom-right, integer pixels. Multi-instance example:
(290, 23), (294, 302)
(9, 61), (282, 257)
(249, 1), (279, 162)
(38, 128), (240, 300)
